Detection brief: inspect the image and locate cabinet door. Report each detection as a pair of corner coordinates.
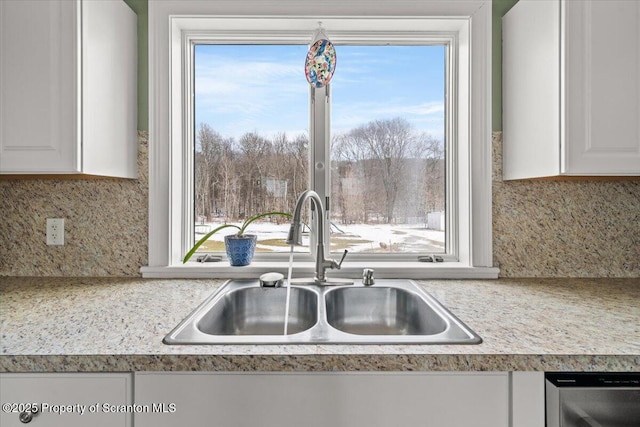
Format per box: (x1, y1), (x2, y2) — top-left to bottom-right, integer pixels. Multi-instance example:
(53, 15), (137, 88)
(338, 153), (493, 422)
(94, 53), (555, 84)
(564, 0), (640, 175)
(135, 372), (508, 427)
(0, 373), (132, 427)
(82, 0), (137, 178)
(512, 372), (545, 427)
(0, 0), (78, 173)
(502, 0), (561, 180)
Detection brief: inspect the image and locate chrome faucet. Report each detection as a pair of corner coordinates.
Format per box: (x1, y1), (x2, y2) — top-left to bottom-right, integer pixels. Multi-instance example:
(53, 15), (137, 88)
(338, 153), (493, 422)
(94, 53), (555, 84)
(286, 190), (349, 284)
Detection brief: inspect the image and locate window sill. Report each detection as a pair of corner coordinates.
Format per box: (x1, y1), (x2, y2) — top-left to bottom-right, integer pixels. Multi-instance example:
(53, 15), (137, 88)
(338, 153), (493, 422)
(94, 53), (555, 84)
(140, 262), (499, 279)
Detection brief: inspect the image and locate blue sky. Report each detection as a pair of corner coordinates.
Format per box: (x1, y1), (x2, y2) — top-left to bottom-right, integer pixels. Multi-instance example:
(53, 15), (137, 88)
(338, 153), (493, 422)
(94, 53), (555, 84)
(195, 44), (445, 141)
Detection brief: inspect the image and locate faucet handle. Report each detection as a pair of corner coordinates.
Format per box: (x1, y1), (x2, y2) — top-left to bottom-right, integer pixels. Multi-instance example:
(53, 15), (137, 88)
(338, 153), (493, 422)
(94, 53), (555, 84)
(336, 250), (348, 269)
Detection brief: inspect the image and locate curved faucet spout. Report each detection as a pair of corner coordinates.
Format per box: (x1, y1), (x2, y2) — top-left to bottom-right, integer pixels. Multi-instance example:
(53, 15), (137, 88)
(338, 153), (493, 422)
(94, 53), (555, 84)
(286, 190), (324, 247)
(286, 190), (347, 283)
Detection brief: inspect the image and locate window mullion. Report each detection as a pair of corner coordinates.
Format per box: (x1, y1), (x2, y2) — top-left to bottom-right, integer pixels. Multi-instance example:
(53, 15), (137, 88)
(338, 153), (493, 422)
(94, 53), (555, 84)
(309, 85), (331, 254)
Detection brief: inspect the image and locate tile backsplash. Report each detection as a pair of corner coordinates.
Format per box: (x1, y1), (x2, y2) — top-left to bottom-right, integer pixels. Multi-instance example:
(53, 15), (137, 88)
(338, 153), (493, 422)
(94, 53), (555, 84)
(0, 132), (148, 276)
(1, 131), (638, 277)
(492, 132), (639, 277)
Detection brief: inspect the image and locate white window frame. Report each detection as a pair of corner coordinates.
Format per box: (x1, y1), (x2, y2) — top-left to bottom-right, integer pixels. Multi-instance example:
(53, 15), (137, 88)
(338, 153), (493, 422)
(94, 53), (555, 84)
(141, 0), (498, 279)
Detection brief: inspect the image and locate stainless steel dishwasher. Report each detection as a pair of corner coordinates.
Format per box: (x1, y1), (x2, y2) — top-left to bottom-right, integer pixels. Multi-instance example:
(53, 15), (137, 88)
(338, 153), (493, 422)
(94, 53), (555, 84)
(546, 372), (640, 427)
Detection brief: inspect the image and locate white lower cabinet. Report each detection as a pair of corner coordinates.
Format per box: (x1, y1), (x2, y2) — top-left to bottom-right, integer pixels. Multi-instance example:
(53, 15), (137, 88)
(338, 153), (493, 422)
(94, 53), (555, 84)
(134, 372), (509, 427)
(0, 373), (132, 427)
(512, 372), (545, 427)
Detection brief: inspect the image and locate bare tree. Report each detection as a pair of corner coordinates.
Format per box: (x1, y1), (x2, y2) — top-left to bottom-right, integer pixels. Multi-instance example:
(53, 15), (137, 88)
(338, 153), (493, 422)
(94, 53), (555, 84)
(345, 117), (416, 223)
(217, 137), (237, 221)
(195, 123), (226, 220)
(414, 132), (445, 221)
(194, 152), (210, 221)
(281, 133), (309, 213)
(238, 132), (271, 217)
(195, 120), (443, 234)
(332, 133), (369, 223)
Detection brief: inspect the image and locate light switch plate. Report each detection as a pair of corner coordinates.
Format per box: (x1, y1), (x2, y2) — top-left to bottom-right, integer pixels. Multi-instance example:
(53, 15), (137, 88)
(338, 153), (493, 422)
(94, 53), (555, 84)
(46, 218), (64, 245)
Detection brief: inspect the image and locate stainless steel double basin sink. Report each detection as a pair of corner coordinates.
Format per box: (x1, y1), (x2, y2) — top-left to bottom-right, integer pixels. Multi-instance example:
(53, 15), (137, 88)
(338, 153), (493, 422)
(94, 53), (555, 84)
(164, 279), (482, 345)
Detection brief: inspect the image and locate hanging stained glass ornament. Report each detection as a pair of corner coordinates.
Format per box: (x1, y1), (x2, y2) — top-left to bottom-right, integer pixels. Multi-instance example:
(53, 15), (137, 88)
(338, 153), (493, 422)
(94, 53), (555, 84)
(305, 24), (336, 88)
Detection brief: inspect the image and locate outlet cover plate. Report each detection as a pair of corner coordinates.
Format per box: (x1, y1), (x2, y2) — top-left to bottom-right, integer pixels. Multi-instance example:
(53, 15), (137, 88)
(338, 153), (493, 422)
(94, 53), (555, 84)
(46, 218), (64, 245)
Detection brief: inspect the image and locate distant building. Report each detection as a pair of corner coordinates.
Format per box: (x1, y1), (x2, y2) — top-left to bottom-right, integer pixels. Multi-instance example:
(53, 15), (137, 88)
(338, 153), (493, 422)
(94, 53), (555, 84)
(264, 177), (288, 198)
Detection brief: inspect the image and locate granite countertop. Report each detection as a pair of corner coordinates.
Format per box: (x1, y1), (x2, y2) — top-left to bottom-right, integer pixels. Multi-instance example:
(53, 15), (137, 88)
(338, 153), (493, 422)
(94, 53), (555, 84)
(1, 277), (638, 372)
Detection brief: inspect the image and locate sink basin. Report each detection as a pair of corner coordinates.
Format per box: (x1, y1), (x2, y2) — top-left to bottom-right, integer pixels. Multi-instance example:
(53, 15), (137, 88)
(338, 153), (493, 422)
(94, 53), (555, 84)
(164, 279), (481, 345)
(325, 287), (447, 336)
(198, 287), (318, 336)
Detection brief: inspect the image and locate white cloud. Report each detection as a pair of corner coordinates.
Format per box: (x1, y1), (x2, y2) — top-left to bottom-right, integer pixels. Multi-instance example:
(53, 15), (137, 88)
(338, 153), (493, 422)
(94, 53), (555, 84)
(331, 100), (445, 139)
(369, 101), (444, 117)
(195, 52), (309, 138)
(194, 47), (445, 141)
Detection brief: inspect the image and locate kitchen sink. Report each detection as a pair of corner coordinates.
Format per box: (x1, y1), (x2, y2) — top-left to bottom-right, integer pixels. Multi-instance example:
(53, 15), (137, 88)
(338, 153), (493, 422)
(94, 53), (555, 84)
(164, 279), (482, 345)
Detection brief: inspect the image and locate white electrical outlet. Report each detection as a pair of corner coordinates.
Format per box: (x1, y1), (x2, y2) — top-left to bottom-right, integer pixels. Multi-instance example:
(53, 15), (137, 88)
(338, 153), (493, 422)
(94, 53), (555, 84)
(46, 218), (64, 245)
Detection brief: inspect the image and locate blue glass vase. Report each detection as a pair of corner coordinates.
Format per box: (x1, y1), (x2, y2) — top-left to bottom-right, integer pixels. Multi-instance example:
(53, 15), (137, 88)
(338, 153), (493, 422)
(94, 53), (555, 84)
(224, 235), (257, 266)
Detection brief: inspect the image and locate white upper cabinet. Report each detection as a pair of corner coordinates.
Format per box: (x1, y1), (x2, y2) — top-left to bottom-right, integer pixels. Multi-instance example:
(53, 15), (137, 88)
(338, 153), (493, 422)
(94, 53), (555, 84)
(502, 0), (640, 180)
(0, 0), (137, 177)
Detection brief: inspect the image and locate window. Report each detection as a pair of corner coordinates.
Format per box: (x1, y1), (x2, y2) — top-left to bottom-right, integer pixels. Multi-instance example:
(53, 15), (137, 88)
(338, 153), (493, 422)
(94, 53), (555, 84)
(193, 44), (446, 256)
(143, 1), (496, 279)
(329, 45), (446, 255)
(193, 44), (309, 254)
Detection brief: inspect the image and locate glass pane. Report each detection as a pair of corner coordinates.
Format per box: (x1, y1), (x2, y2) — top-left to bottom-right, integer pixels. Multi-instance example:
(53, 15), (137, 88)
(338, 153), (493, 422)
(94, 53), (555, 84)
(560, 389), (640, 427)
(194, 45), (310, 253)
(330, 45), (446, 254)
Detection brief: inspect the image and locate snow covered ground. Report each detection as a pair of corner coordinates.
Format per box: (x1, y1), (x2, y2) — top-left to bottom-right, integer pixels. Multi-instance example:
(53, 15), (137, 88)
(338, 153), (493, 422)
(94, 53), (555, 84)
(195, 221), (445, 253)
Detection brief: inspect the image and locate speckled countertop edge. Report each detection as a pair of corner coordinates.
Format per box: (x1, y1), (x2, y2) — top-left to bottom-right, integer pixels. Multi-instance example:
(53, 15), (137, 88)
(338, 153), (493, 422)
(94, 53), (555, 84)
(1, 277), (639, 372)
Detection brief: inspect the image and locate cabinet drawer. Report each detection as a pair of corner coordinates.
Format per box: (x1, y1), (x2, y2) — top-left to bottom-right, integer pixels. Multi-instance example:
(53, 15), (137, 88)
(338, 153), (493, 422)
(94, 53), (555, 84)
(0, 373), (132, 427)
